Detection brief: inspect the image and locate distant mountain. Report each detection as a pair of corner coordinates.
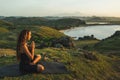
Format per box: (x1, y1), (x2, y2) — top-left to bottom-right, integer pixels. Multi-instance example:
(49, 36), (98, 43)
(0, 16), (5, 19)
(55, 12), (90, 17)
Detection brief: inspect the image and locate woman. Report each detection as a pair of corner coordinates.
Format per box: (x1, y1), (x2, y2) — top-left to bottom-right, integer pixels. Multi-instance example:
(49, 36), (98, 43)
(16, 30), (44, 73)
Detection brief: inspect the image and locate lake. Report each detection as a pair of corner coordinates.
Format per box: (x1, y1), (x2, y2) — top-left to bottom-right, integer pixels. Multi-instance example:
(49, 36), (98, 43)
(60, 25), (120, 40)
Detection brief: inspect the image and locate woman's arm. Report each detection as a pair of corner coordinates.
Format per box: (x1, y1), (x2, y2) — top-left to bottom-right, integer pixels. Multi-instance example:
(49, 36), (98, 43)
(23, 43), (34, 60)
(30, 41), (35, 57)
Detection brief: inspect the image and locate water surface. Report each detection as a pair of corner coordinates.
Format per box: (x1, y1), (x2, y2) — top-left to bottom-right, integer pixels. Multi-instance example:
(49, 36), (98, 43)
(61, 25), (120, 40)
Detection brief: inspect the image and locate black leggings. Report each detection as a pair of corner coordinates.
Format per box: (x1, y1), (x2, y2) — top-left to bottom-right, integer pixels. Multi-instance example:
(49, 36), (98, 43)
(19, 63), (38, 73)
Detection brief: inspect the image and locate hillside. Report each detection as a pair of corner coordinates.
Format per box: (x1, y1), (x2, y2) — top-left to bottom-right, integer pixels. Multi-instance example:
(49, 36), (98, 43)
(0, 27), (9, 33)
(94, 31), (120, 56)
(0, 48), (120, 80)
(0, 25), (67, 49)
(0, 20), (120, 80)
(33, 26), (65, 39)
(2, 17), (86, 30)
(0, 20), (13, 26)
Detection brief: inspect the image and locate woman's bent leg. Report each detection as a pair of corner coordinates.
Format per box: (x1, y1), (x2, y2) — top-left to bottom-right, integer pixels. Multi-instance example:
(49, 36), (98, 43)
(32, 54), (41, 64)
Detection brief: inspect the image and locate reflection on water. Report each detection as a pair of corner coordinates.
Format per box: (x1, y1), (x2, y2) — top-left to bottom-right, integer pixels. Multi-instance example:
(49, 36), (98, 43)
(61, 25), (120, 40)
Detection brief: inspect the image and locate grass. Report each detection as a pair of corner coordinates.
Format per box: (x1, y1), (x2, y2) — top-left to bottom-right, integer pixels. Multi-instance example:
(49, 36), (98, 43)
(35, 48), (72, 63)
(74, 40), (100, 51)
(0, 27), (9, 33)
(35, 26), (65, 39)
(0, 26), (66, 49)
(95, 36), (120, 52)
(0, 40), (16, 49)
(0, 48), (120, 80)
(0, 22), (120, 79)
(0, 49), (16, 56)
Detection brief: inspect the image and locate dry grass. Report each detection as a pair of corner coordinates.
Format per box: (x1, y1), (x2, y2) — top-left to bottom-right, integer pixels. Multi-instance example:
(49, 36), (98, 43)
(0, 49), (16, 56)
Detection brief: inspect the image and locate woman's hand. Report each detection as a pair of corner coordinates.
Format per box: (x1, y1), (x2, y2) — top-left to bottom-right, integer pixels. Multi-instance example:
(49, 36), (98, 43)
(29, 62), (35, 65)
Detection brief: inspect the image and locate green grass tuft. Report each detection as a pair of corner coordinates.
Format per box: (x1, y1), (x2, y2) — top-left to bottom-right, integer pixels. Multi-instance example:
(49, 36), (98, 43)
(0, 27), (9, 33)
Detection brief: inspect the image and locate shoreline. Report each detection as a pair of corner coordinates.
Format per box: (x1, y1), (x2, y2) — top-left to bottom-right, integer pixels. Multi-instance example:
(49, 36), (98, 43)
(59, 24), (120, 40)
(59, 24), (120, 31)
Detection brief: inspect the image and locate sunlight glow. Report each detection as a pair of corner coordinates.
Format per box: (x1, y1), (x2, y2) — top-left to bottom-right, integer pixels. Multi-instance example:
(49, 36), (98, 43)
(0, 0), (120, 17)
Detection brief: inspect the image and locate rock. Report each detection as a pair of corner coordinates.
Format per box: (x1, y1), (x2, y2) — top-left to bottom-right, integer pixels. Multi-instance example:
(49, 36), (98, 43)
(51, 36), (75, 48)
(83, 51), (98, 61)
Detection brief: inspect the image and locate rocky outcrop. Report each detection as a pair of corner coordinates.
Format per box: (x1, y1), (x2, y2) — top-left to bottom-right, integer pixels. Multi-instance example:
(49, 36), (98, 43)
(38, 36), (75, 48)
(51, 36), (75, 48)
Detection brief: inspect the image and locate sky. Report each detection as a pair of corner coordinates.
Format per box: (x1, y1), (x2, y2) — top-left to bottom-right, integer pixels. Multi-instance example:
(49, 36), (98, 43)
(0, 0), (120, 17)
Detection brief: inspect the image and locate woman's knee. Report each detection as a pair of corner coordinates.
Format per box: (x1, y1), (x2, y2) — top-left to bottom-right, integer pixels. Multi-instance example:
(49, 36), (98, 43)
(37, 64), (44, 72)
(37, 54), (41, 60)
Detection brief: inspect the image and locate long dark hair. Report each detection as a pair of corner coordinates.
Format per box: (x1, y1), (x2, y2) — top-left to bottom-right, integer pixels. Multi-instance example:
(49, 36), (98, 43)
(16, 30), (30, 61)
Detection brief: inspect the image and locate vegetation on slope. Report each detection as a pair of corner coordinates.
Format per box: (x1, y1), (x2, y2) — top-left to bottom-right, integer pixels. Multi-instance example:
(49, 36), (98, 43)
(3, 17), (86, 30)
(0, 27), (9, 33)
(0, 48), (120, 80)
(0, 20), (13, 26)
(95, 31), (120, 53)
(74, 40), (100, 50)
(46, 18), (85, 30)
(33, 26), (65, 39)
(0, 25), (67, 49)
(0, 18), (120, 80)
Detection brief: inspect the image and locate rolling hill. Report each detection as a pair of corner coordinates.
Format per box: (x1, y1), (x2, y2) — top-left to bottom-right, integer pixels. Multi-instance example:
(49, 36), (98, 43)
(0, 18), (120, 80)
(95, 31), (120, 56)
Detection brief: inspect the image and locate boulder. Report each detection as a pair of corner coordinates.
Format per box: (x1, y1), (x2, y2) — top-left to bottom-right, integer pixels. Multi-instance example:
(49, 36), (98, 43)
(51, 36), (75, 48)
(83, 51), (98, 61)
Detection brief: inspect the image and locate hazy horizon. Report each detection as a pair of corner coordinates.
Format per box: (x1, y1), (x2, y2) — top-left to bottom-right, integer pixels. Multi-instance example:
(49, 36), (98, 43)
(0, 0), (120, 17)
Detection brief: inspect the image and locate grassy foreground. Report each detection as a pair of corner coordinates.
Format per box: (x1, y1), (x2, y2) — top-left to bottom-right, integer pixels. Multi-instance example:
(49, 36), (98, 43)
(0, 47), (120, 80)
